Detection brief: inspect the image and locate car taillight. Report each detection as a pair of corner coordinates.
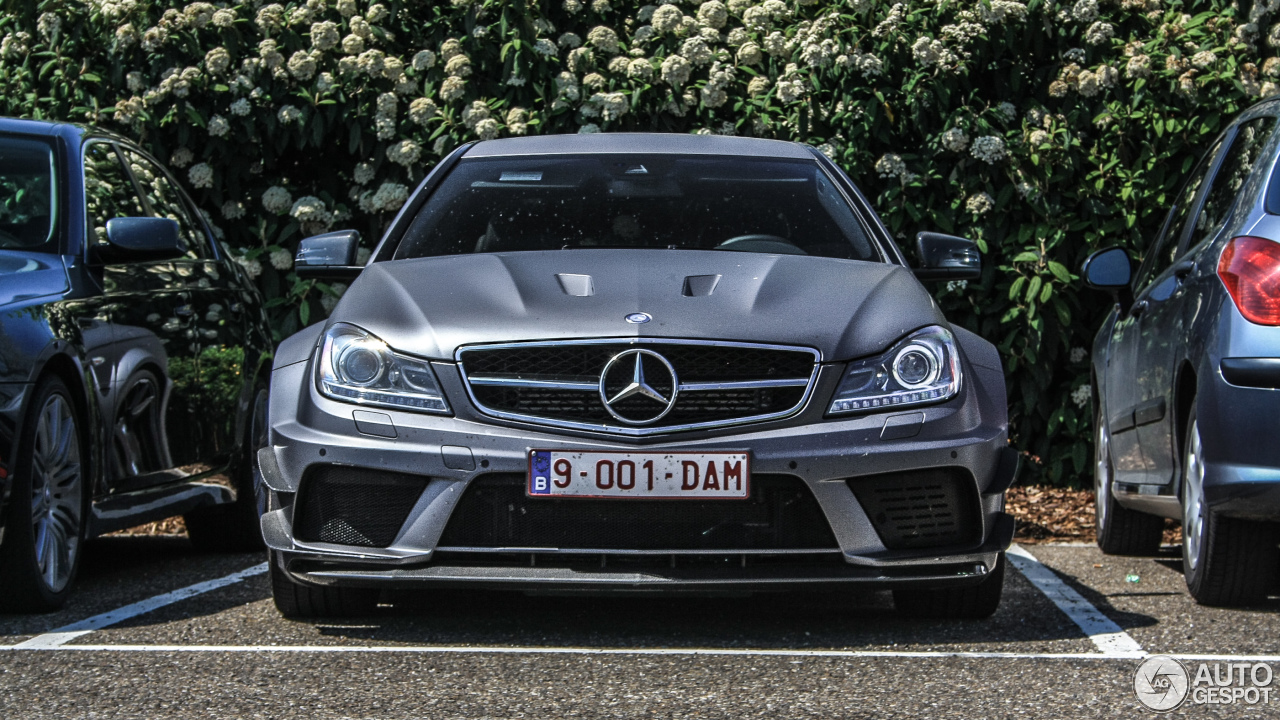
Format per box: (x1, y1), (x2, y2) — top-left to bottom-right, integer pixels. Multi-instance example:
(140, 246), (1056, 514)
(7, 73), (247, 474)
(1218, 236), (1280, 326)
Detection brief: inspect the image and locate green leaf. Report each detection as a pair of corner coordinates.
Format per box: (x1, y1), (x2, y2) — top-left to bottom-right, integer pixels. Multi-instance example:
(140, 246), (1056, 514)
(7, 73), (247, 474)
(1047, 261), (1072, 283)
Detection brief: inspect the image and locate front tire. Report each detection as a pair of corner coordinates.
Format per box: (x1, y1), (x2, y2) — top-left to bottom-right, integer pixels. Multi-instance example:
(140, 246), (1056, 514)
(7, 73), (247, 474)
(893, 553), (1005, 619)
(1094, 410), (1164, 556)
(0, 377), (88, 612)
(185, 386), (269, 552)
(1181, 410), (1278, 606)
(269, 551), (378, 619)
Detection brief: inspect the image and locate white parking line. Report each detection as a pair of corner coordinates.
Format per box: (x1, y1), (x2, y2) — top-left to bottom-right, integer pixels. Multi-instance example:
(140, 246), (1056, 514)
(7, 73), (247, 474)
(1007, 544), (1145, 656)
(11, 563), (267, 649)
(0, 644), (1147, 659)
(4, 643), (1280, 664)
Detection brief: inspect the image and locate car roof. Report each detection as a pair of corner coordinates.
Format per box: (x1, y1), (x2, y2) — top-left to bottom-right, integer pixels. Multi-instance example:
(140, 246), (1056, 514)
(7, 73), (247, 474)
(0, 115), (139, 145)
(462, 132), (816, 160)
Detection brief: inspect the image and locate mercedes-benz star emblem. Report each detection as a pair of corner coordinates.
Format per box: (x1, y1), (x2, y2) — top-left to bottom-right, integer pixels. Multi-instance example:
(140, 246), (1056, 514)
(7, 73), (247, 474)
(598, 349), (679, 425)
(625, 312), (652, 324)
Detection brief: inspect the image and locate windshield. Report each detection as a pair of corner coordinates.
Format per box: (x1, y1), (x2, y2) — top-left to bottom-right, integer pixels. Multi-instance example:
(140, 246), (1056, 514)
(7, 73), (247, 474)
(0, 136), (56, 252)
(394, 155), (879, 261)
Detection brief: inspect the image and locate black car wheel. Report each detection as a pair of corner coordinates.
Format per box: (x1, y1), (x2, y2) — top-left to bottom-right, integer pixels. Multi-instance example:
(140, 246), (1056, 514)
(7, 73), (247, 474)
(1094, 410), (1164, 556)
(269, 551), (379, 619)
(185, 385), (269, 552)
(892, 552), (1005, 619)
(0, 377), (87, 612)
(1180, 408), (1278, 606)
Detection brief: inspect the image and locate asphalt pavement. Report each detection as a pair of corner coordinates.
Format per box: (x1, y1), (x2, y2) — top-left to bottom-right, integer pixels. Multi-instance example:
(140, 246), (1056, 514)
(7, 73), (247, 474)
(2, 535), (1279, 718)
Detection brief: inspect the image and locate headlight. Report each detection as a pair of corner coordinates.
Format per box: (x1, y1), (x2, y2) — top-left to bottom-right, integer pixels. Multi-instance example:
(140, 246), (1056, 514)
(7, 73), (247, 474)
(317, 323), (450, 413)
(828, 326), (962, 414)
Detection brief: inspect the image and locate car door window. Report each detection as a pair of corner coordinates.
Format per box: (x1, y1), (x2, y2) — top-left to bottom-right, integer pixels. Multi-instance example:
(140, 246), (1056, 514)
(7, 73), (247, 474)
(119, 148), (209, 259)
(83, 142), (147, 249)
(1133, 138), (1225, 293)
(0, 135), (56, 252)
(1190, 116), (1278, 250)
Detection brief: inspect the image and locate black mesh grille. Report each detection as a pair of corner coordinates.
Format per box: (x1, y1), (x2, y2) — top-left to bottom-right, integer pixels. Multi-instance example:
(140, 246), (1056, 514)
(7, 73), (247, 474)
(471, 386), (806, 424)
(294, 466), (429, 548)
(461, 344), (815, 380)
(846, 469), (980, 550)
(460, 342), (815, 428)
(438, 474), (838, 550)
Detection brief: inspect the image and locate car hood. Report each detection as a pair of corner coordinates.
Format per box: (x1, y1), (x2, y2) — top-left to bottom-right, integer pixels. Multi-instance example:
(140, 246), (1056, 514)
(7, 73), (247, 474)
(0, 250), (68, 308)
(330, 250), (946, 361)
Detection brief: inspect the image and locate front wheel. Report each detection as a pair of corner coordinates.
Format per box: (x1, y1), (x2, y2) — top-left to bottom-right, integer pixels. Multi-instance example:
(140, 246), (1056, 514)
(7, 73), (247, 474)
(269, 552), (379, 619)
(0, 377), (88, 612)
(893, 553), (1005, 619)
(1094, 412), (1164, 556)
(1181, 410), (1278, 606)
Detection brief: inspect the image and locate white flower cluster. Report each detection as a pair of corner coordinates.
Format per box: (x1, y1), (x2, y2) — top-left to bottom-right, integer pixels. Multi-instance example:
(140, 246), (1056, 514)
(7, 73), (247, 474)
(965, 191), (994, 215)
(290, 196), (333, 235)
(875, 153), (912, 182)
(1069, 347), (1089, 363)
(360, 182), (410, 213)
(386, 140), (422, 168)
(970, 136), (1007, 164)
(270, 248), (293, 271)
(262, 186), (293, 214)
(207, 115), (229, 138)
(912, 37), (956, 69)
(941, 128), (970, 152)
(1071, 384), (1092, 408)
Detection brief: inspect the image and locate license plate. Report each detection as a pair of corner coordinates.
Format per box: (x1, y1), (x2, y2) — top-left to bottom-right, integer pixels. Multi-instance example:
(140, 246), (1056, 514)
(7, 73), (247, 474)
(528, 450), (750, 499)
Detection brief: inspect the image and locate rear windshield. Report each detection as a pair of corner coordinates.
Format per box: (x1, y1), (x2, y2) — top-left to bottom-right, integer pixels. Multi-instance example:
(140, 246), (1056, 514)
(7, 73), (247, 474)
(394, 155), (879, 261)
(0, 136), (56, 252)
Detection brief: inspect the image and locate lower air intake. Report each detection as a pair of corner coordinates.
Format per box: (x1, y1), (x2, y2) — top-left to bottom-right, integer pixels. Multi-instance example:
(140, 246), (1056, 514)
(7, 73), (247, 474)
(846, 468), (980, 550)
(438, 474), (837, 550)
(293, 465), (428, 548)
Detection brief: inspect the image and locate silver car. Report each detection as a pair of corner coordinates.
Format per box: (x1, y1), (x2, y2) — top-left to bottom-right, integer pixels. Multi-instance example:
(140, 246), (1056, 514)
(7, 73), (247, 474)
(260, 134), (1018, 619)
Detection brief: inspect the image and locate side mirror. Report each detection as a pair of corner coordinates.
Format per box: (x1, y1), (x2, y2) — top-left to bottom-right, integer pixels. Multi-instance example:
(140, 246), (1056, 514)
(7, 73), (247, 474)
(913, 232), (982, 281)
(295, 230), (364, 280)
(93, 217), (186, 263)
(1082, 246), (1132, 289)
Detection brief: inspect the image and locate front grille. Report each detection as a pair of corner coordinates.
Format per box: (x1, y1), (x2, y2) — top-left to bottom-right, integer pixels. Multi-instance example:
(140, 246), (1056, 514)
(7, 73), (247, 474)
(462, 344), (816, 380)
(458, 340), (818, 433)
(470, 386), (806, 425)
(846, 469), (980, 551)
(437, 474), (838, 550)
(293, 465), (429, 548)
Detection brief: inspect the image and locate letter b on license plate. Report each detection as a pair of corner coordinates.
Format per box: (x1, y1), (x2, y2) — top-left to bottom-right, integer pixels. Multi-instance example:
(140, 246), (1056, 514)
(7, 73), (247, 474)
(528, 450), (750, 499)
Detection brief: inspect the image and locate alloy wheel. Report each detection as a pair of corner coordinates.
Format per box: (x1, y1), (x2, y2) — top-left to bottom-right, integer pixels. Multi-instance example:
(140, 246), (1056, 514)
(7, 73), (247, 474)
(1182, 419), (1206, 571)
(29, 393), (83, 593)
(1095, 419), (1111, 533)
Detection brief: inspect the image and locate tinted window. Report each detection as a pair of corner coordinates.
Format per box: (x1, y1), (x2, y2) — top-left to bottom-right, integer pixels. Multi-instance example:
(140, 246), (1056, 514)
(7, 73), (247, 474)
(1133, 138), (1224, 291)
(120, 148), (208, 259)
(1194, 117), (1277, 245)
(0, 136), (56, 252)
(394, 155), (878, 261)
(84, 142), (147, 250)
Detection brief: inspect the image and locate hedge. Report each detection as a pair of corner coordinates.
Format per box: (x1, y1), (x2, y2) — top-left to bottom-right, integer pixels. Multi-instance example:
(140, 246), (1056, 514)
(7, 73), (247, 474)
(0, 0), (1268, 485)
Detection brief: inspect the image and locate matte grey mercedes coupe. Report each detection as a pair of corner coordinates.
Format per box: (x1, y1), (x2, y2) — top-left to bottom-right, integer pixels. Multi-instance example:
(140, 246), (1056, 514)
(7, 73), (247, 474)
(260, 134), (1018, 619)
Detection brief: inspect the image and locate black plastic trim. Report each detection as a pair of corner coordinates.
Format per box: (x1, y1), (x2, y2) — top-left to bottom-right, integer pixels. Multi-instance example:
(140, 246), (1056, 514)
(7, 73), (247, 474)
(1221, 358), (1280, 388)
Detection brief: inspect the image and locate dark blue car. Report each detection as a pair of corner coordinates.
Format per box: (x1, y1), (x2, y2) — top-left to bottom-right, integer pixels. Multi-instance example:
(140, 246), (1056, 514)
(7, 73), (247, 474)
(0, 118), (273, 611)
(1085, 100), (1280, 606)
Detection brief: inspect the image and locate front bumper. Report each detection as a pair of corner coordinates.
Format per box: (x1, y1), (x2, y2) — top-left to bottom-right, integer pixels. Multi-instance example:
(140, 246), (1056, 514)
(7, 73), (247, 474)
(261, 355), (1016, 591)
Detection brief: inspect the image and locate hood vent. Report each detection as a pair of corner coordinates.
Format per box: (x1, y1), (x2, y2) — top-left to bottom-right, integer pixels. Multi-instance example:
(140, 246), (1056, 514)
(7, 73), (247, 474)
(555, 273), (595, 297)
(682, 274), (721, 297)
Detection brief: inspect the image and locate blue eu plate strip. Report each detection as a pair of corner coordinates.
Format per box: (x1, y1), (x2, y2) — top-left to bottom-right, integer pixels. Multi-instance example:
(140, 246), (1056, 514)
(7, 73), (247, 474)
(529, 450), (552, 494)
